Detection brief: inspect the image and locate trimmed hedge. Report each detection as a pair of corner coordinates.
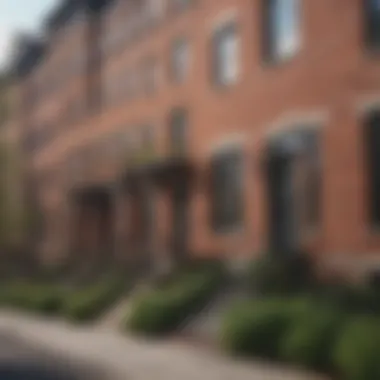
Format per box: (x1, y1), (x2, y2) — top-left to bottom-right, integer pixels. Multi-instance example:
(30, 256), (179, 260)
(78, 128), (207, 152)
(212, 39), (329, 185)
(0, 276), (128, 322)
(126, 265), (225, 335)
(280, 308), (344, 371)
(63, 277), (126, 322)
(333, 317), (380, 380)
(0, 281), (65, 315)
(220, 298), (316, 359)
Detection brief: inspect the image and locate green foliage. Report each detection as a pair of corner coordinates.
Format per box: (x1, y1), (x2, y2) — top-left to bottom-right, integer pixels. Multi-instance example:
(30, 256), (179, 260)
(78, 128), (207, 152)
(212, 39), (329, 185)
(63, 277), (127, 322)
(280, 308), (344, 371)
(0, 275), (128, 322)
(248, 253), (314, 295)
(221, 298), (309, 359)
(333, 317), (380, 380)
(0, 281), (65, 315)
(126, 265), (225, 336)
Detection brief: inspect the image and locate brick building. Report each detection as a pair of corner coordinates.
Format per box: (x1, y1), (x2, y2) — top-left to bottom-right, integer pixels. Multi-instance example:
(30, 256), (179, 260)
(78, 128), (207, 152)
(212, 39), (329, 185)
(10, 0), (380, 278)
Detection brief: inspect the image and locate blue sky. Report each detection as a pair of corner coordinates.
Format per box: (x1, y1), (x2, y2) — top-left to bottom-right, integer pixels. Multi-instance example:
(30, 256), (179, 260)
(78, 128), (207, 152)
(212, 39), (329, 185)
(0, 0), (58, 68)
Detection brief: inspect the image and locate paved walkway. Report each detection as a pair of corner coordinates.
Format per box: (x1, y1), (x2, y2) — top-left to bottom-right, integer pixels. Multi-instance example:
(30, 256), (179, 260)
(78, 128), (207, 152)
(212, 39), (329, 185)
(0, 311), (328, 380)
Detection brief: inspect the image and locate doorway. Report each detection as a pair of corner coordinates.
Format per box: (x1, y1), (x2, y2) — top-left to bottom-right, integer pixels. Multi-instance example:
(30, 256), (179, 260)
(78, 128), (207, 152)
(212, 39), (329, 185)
(170, 185), (190, 265)
(266, 129), (320, 255)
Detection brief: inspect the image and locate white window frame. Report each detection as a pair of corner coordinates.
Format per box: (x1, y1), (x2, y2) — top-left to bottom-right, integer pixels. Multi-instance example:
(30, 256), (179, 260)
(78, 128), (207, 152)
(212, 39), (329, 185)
(212, 20), (240, 87)
(269, 0), (302, 61)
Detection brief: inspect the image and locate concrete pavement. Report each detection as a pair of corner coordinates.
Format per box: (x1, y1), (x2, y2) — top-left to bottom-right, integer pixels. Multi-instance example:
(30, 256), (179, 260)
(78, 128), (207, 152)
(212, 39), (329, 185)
(0, 331), (110, 380)
(0, 310), (329, 380)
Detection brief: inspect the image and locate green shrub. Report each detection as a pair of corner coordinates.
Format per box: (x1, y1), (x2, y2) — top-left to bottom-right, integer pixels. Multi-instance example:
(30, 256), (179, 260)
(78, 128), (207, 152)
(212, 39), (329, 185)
(248, 253), (314, 295)
(0, 281), (65, 315)
(127, 266), (225, 335)
(221, 298), (309, 359)
(280, 308), (344, 371)
(24, 285), (65, 314)
(333, 317), (380, 380)
(63, 277), (126, 322)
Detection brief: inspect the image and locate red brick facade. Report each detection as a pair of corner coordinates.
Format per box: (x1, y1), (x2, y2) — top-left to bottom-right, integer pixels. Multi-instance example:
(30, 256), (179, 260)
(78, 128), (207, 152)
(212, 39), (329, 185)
(12, 0), (380, 278)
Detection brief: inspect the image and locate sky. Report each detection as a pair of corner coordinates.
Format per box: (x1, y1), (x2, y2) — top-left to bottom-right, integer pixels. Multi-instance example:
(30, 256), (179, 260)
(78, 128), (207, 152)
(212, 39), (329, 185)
(0, 0), (58, 68)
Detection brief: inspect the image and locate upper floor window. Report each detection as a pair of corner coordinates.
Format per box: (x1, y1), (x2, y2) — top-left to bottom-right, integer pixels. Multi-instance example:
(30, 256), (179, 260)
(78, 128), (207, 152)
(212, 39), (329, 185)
(365, 0), (380, 50)
(170, 38), (190, 83)
(263, 0), (301, 63)
(212, 22), (240, 87)
(169, 108), (188, 156)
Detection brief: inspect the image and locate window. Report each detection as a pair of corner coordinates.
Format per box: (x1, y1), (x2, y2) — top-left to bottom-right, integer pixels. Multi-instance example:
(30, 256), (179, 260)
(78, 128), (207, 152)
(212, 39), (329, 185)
(366, 110), (380, 226)
(210, 149), (243, 231)
(171, 38), (190, 83)
(212, 23), (239, 86)
(291, 130), (321, 233)
(365, 0), (380, 50)
(263, 0), (301, 62)
(169, 109), (188, 155)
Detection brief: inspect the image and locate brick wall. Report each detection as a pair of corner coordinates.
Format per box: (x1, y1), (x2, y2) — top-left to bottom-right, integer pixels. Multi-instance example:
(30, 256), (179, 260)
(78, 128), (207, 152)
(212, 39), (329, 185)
(15, 0), (380, 274)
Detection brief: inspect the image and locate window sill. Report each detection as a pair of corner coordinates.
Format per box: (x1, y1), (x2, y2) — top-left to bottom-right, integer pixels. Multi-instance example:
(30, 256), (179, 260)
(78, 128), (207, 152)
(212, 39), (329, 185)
(262, 50), (300, 69)
(212, 80), (239, 93)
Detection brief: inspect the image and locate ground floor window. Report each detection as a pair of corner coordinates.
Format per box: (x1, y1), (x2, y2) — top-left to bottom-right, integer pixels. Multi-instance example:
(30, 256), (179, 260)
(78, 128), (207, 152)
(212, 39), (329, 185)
(299, 130), (321, 232)
(366, 110), (380, 226)
(210, 149), (244, 231)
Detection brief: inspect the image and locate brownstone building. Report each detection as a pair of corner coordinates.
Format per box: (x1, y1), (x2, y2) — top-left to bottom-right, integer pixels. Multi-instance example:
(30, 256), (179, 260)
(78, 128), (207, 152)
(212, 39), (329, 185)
(10, 0), (380, 279)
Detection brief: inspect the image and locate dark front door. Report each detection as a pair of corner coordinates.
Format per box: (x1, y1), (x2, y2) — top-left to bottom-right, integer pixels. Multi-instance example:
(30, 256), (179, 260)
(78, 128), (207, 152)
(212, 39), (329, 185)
(171, 186), (189, 264)
(266, 130), (306, 256)
(133, 185), (156, 272)
(267, 153), (298, 254)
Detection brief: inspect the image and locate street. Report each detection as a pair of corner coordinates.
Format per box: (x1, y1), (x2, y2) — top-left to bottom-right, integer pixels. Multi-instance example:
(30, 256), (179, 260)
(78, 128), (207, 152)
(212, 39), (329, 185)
(0, 332), (111, 380)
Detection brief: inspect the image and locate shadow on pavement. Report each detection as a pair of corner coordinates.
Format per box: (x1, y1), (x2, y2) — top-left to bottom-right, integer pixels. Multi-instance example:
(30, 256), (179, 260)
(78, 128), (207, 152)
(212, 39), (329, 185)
(0, 363), (92, 380)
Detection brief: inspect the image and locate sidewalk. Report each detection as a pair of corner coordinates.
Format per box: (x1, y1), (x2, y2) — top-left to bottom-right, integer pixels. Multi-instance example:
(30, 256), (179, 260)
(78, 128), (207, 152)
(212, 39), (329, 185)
(0, 310), (328, 380)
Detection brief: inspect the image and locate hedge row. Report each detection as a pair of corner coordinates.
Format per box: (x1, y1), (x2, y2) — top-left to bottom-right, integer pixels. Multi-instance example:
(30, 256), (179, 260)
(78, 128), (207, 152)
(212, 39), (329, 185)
(221, 297), (380, 380)
(0, 281), (65, 315)
(126, 264), (225, 335)
(0, 276), (128, 322)
(63, 277), (126, 322)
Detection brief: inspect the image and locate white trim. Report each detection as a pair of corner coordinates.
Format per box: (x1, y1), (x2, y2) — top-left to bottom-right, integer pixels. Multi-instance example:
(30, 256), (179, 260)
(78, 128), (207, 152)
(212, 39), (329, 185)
(209, 9), (239, 33)
(209, 133), (246, 155)
(209, 9), (241, 86)
(264, 109), (328, 139)
(356, 94), (380, 115)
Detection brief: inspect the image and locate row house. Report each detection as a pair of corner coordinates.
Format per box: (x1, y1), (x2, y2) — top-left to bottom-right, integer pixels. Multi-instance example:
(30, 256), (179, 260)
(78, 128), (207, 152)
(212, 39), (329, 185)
(10, 0), (380, 279)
